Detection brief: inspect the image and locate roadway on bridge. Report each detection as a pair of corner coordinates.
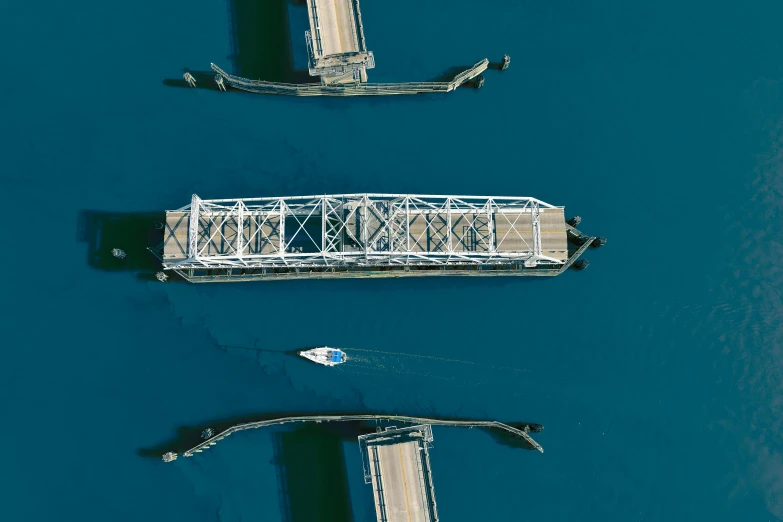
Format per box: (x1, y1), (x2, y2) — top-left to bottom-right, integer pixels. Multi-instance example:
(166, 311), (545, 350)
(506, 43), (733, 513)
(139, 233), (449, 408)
(369, 440), (432, 522)
(309, 0), (360, 56)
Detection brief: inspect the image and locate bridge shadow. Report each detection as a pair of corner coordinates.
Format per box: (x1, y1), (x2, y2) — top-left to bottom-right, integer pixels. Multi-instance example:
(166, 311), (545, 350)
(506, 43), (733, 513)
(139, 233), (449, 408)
(227, 0), (312, 83)
(273, 423), (359, 522)
(77, 210), (180, 281)
(163, 0), (315, 90)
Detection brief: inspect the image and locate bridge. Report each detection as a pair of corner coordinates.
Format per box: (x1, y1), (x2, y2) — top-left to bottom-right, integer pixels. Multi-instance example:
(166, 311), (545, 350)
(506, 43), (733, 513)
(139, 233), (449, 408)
(163, 414), (542, 522)
(210, 60), (487, 96)
(359, 425), (439, 522)
(209, 0), (492, 96)
(155, 193), (595, 282)
(173, 414), (544, 458)
(305, 0), (374, 84)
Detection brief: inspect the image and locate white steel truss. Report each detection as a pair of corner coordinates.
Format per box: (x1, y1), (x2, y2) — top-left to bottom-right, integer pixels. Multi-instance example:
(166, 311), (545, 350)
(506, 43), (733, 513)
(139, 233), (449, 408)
(164, 194), (567, 270)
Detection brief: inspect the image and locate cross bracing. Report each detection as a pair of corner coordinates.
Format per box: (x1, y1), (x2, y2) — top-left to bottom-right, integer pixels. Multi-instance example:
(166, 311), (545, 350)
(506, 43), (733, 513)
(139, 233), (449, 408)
(162, 194), (569, 270)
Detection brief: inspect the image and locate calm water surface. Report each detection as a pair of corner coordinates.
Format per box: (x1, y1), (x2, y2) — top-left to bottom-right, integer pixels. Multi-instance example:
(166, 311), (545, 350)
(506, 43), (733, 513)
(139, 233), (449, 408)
(2, 0), (783, 520)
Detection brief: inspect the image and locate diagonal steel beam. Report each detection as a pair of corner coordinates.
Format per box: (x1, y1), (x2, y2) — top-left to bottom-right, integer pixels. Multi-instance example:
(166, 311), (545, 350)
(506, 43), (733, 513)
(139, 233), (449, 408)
(188, 194), (201, 259)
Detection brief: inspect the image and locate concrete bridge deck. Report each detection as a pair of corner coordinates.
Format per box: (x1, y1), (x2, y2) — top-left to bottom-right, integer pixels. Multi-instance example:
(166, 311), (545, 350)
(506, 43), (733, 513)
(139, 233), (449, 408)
(361, 426), (438, 522)
(308, 0), (362, 56)
(306, 0), (373, 82)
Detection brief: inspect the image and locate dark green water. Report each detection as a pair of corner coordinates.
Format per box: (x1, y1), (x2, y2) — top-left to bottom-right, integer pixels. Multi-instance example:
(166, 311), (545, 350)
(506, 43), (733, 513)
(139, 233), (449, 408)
(2, 0), (783, 520)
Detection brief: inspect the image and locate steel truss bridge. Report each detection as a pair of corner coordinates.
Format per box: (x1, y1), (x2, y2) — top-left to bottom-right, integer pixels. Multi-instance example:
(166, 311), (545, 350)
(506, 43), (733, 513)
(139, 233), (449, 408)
(159, 193), (589, 282)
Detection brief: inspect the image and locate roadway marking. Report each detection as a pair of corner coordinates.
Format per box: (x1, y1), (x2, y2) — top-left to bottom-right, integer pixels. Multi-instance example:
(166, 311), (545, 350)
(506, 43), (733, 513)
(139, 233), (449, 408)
(331, 0), (344, 53)
(398, 444), (413, 522)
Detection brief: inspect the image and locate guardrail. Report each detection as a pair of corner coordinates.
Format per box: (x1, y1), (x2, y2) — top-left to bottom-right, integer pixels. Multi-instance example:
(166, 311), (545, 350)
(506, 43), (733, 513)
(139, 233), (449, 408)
(175, 413), (543, 459)
(210, 60), (489, 96)
(558, 230), (596, 274)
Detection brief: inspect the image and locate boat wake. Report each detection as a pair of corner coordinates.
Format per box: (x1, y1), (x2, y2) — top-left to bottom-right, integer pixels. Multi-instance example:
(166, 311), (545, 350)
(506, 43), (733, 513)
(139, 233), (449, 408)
(345, 348), (529, 374)
(332, 349), (529, 388)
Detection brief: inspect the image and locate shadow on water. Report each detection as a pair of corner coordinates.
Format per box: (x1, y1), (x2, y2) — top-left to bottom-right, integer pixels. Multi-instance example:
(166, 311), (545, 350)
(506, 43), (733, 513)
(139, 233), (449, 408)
(486, 422), (545, 451)
(164, 1), (496, 91)
(273, 424), (357, 522)
(218, 344), (301, 356)
(226, 0), (311, 83)
(77, 210), (186, 282)
(139, 410), (542, 457)
(162, 70), (225, 91)
(428, 64), (475, 83)
(164, 0), (314, 87)
(78, 211), (164, 272)
(487, 60), (511, 71)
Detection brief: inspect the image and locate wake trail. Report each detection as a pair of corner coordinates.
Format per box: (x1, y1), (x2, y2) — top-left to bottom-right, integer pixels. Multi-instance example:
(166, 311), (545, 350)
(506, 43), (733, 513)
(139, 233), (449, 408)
(347, 348), (529, 373)
(346, 347), (476, 365)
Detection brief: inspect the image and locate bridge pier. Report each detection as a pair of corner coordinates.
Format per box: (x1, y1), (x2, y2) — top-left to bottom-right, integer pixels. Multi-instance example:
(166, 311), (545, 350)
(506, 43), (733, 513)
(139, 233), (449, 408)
(215, 76), (226, 91)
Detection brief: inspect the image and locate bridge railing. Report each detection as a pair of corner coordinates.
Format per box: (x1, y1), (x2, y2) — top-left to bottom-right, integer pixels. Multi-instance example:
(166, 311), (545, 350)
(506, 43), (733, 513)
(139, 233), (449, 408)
(178, 413), (543, 458)
(210, 60), (489, 96)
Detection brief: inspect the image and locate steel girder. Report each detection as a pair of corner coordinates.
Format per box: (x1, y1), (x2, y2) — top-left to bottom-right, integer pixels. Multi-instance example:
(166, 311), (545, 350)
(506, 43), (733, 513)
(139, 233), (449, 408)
(164, 194), (565, 270)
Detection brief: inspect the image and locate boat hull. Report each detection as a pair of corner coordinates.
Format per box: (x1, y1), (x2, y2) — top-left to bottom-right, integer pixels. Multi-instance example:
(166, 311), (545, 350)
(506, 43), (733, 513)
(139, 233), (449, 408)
(298, 347), (347, 367)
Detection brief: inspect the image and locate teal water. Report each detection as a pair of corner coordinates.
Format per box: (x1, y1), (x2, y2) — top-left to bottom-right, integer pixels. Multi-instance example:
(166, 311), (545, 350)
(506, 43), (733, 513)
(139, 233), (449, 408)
(2, 0), (783, 520)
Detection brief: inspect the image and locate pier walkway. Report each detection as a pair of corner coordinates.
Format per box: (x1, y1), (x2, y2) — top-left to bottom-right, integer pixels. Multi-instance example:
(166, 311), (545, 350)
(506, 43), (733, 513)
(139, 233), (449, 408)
(211, 60), (486, 96)
(175, 414), (543, 458)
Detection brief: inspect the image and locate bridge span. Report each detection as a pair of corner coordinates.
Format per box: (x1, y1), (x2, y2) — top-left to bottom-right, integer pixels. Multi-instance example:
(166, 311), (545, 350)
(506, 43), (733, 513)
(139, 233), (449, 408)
(305, 0), (374, 84)
(162, 414), (543, 522)
(153, 193), (599, 283)
(208, 0), (492, 95)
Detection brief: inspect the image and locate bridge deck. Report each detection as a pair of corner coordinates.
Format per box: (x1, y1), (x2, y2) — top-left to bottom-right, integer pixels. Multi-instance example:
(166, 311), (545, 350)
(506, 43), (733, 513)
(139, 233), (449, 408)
(309, 0), (360, 56)
(306, 0), (373, 82)
(361, 426), (437, 522)
(369, 441), (430, 522)
(163, 206), (567, 262)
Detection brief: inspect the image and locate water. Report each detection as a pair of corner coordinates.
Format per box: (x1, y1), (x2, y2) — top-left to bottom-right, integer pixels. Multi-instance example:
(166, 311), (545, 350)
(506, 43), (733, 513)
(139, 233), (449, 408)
(1, 0), (783, 520)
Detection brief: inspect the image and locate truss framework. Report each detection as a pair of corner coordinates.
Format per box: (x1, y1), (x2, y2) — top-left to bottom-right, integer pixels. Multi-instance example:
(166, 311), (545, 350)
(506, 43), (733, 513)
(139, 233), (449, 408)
(164, 194), (568, 270)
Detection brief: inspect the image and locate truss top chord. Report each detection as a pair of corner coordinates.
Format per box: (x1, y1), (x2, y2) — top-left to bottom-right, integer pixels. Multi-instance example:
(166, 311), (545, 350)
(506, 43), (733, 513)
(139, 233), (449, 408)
(162, 194), (570, 270)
